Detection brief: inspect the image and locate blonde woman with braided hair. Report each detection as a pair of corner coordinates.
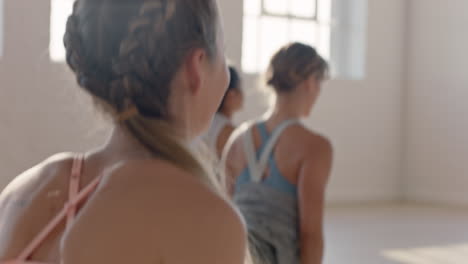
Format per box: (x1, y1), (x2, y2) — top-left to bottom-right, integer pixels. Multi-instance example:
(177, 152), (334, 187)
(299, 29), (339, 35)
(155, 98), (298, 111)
(0, 0), (247, 263)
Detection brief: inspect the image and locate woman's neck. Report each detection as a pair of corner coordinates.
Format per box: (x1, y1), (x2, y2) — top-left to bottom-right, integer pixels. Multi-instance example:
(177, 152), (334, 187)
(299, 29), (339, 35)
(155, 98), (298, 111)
(99, 126), (153, 161)
(267, 95), (305, 125)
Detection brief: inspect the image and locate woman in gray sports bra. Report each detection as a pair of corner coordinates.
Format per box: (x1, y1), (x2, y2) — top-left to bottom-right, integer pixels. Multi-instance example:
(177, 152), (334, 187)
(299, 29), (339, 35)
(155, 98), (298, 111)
(224, 43), (333, 264)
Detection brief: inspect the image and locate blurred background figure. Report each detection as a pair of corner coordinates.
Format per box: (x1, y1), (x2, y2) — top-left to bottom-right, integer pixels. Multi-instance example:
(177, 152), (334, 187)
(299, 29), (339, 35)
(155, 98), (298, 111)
(203, 66), (244, 159)
(225, 43), (332, 264)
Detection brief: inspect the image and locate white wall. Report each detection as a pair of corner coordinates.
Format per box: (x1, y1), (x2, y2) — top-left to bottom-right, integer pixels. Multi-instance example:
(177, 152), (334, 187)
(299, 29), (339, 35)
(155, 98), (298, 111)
(0, 0), (407, 203)
(0, 0), (107, 189)
(406, 0), (468, 204)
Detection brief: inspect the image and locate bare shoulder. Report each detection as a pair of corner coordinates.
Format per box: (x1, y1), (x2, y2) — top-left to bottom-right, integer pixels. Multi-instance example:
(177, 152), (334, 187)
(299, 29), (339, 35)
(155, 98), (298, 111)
(287, 124), (333, 157)
(63, 159), (246, 264)
(0, 153), (75, 202)
(285, 125), (333, 183)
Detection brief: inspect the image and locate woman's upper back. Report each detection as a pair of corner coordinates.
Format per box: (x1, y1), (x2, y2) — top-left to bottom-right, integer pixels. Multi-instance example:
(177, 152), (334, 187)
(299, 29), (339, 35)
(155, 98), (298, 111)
(227, 120), (331, 193)
(226, 120), (331, 264)
(0, 153), (85, 263)
(0, 153), (246, 264)
(234, 121), (298, 196)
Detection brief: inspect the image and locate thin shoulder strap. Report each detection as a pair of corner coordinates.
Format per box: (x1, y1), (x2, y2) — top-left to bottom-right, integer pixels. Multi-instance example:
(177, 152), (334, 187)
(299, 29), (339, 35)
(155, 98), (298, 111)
(255, 120), (300, 182)
(243, 125), (260, 182)
(16, 156), (101, 262)
(256, 122), (270, 141)
(219, 121), (254, 188)
(67, 155), (84, 226)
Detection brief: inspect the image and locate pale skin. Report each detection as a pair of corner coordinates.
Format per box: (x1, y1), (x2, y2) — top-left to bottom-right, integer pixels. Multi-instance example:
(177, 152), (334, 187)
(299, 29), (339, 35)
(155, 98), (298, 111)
(226, 75), (333, 264)
(0, 15), (246, 264)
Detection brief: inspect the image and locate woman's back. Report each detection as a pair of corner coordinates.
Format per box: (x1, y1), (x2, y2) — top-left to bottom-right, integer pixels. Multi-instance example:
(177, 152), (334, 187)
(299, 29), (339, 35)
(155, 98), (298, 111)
(227, 120), (330, 190)
(226, 42), (332, 264)
(0, 154), (80, 262)
(1, 152), (245, 264)
(226, 119), (331, 264)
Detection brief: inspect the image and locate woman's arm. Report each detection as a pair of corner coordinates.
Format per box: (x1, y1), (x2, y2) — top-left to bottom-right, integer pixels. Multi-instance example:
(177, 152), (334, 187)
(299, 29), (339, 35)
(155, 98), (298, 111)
(298, 137), (333, 264)
(224, 135), (246, 196)
(217, 125), (236, 159)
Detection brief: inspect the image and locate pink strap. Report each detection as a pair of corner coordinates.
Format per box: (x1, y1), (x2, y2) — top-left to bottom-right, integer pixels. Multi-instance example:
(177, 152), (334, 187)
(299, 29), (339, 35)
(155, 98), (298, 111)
(14, 155), (102, 262)
(1, 261), (51, 264)
(67, 155), (83, 227)
(1, 261), (50, 264)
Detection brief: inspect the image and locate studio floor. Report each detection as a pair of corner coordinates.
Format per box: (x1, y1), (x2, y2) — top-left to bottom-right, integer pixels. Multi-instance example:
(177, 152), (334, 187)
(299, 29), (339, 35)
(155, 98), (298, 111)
(324, 204), (468, 264)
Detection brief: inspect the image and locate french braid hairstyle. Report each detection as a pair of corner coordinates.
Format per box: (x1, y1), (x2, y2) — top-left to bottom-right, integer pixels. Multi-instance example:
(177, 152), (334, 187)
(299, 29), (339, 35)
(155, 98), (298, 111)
(64, 0), (222, 191)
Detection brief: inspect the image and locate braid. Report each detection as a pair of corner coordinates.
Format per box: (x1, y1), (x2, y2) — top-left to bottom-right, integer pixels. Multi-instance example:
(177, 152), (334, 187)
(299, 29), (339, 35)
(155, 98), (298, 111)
(64, 0), (178, 116)
(63, 0), (223, 193)
(110, 0), (177, 117)
(64, 2), (114, 104)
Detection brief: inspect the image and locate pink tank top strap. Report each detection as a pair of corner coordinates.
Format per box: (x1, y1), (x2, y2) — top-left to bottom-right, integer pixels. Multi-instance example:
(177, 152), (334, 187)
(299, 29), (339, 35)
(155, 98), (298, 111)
(67, 155), (84, 226)
(12, 155), (101, 262)
(1, 261), (50, 264)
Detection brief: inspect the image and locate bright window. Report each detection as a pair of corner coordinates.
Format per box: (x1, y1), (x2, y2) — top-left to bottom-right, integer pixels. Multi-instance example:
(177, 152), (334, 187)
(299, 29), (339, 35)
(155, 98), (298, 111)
(242, 0), (332, 74)
(49, 0), (74, 62)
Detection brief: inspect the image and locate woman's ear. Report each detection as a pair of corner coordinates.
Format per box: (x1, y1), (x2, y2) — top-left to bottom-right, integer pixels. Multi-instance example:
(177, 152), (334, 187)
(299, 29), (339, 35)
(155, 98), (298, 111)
(305, 75), (319, 92)
(183, 48), (208, 95)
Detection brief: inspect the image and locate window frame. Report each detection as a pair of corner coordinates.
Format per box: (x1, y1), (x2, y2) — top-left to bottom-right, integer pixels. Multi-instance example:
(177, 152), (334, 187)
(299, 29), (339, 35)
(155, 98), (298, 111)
(242, 0), (330, 74)
(260, 0), (319, 21)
